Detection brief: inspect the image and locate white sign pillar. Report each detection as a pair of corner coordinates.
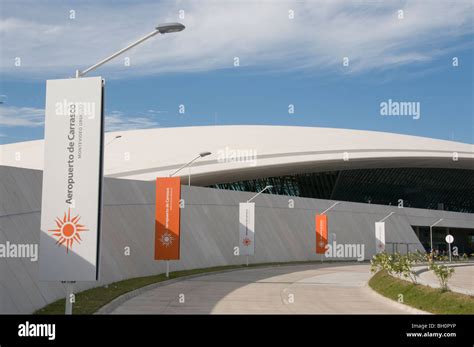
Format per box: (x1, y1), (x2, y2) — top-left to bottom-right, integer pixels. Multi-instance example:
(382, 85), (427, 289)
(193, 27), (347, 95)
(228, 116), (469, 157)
(39, 77), (104, 314)
(375, 222), (386, 253)
(239, 203), (255, 264)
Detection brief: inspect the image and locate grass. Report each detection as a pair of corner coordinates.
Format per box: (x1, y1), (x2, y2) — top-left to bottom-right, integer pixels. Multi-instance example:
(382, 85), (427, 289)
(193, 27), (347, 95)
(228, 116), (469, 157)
(369, 270), (474, 314)
(35, 260), (341, 315)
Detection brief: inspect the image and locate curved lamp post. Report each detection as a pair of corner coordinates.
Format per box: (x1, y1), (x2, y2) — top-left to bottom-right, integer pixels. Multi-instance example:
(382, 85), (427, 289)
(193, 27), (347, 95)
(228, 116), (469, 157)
(75, 23), (185, 78)
(169, 151), (212, 186)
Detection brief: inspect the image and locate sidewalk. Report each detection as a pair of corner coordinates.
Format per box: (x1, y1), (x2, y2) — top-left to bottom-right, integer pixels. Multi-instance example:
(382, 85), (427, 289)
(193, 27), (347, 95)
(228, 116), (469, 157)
(413, 263), (474, 296)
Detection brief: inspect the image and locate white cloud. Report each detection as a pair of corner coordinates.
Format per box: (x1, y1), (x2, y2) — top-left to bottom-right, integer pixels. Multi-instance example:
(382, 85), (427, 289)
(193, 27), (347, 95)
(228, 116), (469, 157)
(0, 1), (472, 79)
(0, 105), (159, 132)
(0, 106), (44, 127)
(105, 110), (159, 131)
(147, 109), (168, 114)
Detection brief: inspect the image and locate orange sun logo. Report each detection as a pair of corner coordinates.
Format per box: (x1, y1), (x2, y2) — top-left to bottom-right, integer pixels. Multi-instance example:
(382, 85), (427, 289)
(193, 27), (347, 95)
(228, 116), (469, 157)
(49, 208), (88, 253)
(242, 237), (252, 247)
(159, 231), (174, 247)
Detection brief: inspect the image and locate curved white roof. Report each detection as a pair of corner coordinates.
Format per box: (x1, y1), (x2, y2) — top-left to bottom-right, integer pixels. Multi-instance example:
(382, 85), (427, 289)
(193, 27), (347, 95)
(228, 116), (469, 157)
(1, 125), (473, 185)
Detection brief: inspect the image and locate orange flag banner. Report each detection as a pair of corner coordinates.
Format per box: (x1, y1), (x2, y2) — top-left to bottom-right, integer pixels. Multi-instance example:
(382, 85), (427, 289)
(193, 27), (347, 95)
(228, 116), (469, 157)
(316, 214), (328, 254)
(155, 177), (181, 260)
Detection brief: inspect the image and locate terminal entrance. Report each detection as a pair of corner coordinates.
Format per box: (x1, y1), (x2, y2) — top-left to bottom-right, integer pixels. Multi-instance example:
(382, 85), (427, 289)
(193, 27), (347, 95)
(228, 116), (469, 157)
(413, 226), (474, 255)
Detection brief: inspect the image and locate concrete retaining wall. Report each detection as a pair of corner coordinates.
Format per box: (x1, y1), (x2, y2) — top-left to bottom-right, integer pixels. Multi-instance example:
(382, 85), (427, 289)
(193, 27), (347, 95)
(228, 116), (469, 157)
(1, 165), (473, 313)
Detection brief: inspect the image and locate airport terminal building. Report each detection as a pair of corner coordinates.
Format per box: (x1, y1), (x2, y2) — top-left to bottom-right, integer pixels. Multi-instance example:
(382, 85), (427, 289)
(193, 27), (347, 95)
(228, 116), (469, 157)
(1, 125), (473, 313)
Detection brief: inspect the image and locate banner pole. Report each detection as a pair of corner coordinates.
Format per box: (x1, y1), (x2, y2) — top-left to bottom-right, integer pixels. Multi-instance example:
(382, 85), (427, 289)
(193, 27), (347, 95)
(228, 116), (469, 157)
(166, 260), (170, 277)
(64, 281), (75, 315)
(246, 255), (249, 267)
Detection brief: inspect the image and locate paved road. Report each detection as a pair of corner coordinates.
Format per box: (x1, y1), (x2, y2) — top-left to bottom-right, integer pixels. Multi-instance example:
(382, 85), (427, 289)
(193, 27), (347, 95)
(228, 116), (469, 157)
(111, 263), (424, 314)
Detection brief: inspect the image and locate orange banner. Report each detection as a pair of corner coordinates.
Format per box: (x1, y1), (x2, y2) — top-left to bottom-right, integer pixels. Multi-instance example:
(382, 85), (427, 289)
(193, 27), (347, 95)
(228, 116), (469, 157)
(315, 214), (328, 254)
(155, 177), (181, 260)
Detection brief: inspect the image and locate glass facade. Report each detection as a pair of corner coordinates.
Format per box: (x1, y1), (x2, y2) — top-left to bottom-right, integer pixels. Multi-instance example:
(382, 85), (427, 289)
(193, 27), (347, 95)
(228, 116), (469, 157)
(413, 226), (474, 255)
(210, 168), (474, 213)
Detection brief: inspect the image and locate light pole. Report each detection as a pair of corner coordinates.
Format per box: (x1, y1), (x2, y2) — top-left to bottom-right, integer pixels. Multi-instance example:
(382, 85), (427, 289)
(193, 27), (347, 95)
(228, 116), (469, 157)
(377, 211), (395, 223)
(430, 218), (443, 253)
(62, 22), (185, 314)
(247, 185), (273, 203)
(321, 201), (340, 215)
(75, 23), (185, 78)
(105, 135), (122, 147)
(169, 151), (212, 186)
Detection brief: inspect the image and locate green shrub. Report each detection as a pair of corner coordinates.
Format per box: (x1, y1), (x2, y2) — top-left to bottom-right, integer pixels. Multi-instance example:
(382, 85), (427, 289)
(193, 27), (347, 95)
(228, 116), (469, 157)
(429, 262), (455, 291)
(371, 251), (421, 283)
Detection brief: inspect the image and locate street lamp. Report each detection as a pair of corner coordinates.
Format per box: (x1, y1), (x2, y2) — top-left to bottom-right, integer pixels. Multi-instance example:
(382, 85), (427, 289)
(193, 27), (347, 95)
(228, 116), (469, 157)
(105, 135), (122, 147)
(247, 185), (273, 203)
(430, 218), (443, 253)
(156, 23), (186, 34)
(169, 151), (212, 186)
(377, 211), (395, 223)
(321, 201), (340, 215)
(75, 23), (185, 78)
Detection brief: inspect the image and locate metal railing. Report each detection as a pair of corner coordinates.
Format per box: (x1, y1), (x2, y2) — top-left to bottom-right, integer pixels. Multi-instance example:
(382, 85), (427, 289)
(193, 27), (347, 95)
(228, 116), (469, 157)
(385, 242), (420, 254)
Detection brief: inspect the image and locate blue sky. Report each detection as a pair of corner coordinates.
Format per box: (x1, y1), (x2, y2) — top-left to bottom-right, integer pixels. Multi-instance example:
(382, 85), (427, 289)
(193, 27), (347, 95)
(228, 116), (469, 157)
(1, 0), (473, 144)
